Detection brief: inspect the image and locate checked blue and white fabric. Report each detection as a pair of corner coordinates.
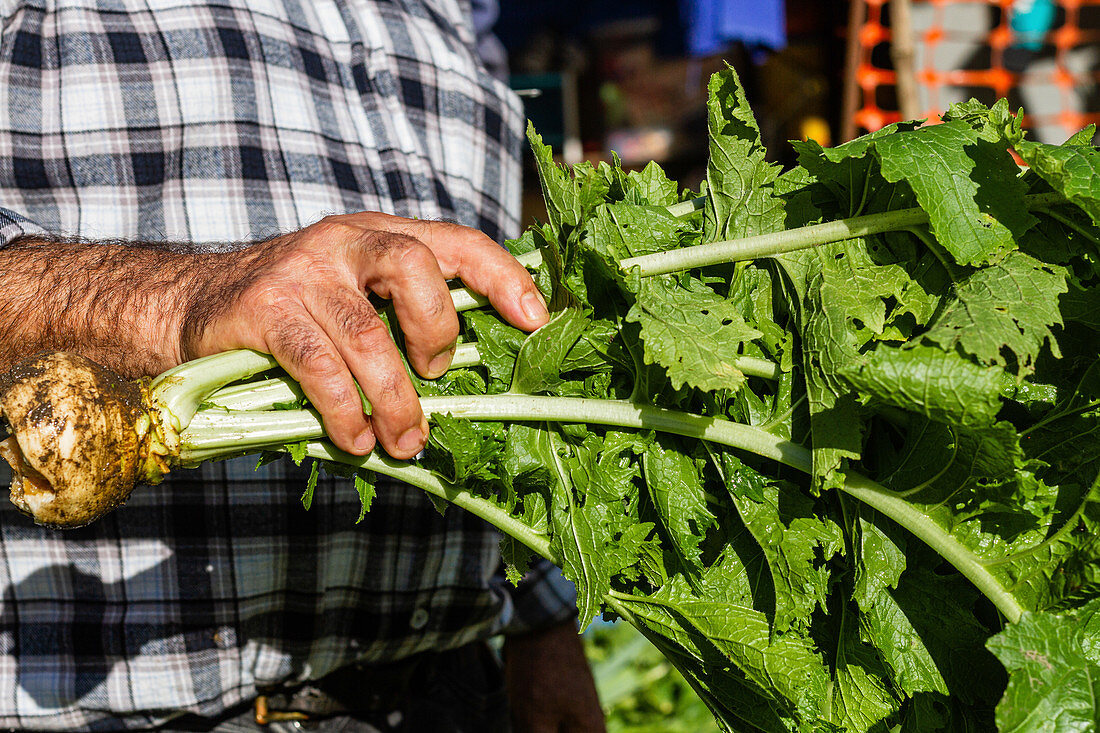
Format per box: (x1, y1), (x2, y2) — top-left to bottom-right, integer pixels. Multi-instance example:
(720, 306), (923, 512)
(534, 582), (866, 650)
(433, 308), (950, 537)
(0, 0), (577, 729)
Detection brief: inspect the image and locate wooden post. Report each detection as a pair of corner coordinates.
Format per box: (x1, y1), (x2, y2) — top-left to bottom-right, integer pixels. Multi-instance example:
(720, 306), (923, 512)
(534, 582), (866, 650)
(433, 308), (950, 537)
(842, 0), (867, 141)
(891, 0), (920, 122)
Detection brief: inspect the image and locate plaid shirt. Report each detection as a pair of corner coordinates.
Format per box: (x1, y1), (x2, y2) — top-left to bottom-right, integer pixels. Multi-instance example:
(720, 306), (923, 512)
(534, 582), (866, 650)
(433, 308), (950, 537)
(0, 0), (577, 729)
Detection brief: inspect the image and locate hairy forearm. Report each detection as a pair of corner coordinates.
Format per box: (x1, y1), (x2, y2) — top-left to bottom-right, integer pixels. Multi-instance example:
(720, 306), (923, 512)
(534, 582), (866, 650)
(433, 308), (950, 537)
(0, 237), (240, 377)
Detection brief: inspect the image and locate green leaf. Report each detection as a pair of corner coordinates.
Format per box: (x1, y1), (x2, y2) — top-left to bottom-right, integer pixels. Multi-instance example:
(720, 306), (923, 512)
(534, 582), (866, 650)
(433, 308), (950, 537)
(1019, 206), (1100, 267)
(1015, 138), (1100, 227)
(501, 536), (533, 586)
(830, 604), (902, 731)
(1060, 286), (1100, 332)
(642, 438), (717, 581)
(712, 447), (769, 503)
(987, 605), (1100, 732)
(560, 319), (618, 374)
(792, 121), (920, 218)
(511, 309), (590, 394)
(528, 121), (610, 239)
(285, 441), (308, 465)
(537, 429), (638, 631)
(874, 121), (1036, 266)
(550, 497), (611, 631)
(734, 482), (843, 632)
(464, 310), (525, 390)
(620, 584), (831, 724)
(353, 472), (375, 523)
(941, 97), (1019, 143)
(628, 277), (761, 394)
(840, 343), (1006, 428)
(583, 202), (683, 278)
(300, 460), (319, 510)
(255, 451), (282, 469)
(922, 251), (1067, 372)
(567, 433), (640, 507)
(625, 161), (681, 207)
(702, 65), (785, 243)
(778, 236), (928, 490)
(852, 514), (906, 609)
(424, 414), (504, 485)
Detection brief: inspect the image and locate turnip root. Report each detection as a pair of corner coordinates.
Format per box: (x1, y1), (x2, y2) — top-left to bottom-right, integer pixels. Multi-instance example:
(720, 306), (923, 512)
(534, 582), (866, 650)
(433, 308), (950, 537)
(0, 353), (168, 527)
(0, 350), (282, 528)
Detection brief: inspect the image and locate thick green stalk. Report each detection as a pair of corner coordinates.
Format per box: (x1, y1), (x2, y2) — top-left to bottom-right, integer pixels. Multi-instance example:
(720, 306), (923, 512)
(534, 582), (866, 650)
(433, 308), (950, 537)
(205, 351), (779, 413)
(149, 350), (280, 448)
(300, 441), (555, 562)
(666, 196), (706, 218)
(453, 193), (1067, 311)
(418, 395), (810, 471)
(182, 395), (808, 471)
(621, 192), (1066, 277)
(181, 388), (1026, 622)
(179, 408), (326, 464)
(733, 356), (780, 381)
(839, 473), (1024, 622)
(205, 343), (485, 412)
(205, 375), (306, 412)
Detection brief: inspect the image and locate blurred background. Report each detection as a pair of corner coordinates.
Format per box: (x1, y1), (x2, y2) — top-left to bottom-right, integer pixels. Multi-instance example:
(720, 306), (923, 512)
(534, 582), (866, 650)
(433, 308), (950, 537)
(487, 1), (1099, 728)
(491, 0), (1100, 226)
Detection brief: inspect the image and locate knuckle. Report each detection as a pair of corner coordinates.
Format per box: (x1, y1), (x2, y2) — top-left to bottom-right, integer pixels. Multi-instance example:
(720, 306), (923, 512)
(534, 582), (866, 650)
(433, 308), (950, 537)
(369, 376), (420, 425)
(294, 341), (343, 376)
(256, 289), (304, 314)
(303, 352), (346, 383)
(360, 230), (418, 258)
(374, 370), (407, 404)
(266, 322), (341, 377)
(312, 215), (355, 241)
(327, 384), (362, 415)
(431, 218), (478, 239)
(422, 291), (452, 322)
(265, 321), (318, 367)
(324, 294), (387, 344)
(307, 217), (380, 260)
(394, 240), (437, 271)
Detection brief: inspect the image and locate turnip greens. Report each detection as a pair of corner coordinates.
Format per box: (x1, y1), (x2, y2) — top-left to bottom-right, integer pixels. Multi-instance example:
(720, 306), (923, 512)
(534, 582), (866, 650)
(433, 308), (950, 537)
(3, 66), (1100, 731)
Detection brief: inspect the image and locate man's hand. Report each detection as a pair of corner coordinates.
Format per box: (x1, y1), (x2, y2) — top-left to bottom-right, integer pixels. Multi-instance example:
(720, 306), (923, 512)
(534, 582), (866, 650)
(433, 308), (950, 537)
(503, 620), (607, 733)
(0, 213), (545, 458)
(180, 213), (549, 459)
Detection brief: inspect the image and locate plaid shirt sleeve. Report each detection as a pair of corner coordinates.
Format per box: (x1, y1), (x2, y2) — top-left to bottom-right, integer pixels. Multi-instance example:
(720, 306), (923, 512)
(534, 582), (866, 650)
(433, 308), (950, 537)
(494, 559), (578, 636)
(0, 208), (44, 246)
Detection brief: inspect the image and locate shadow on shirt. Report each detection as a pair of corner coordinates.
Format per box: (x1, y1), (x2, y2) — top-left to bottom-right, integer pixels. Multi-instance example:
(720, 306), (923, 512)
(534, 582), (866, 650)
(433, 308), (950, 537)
(2, 560), (236, 711)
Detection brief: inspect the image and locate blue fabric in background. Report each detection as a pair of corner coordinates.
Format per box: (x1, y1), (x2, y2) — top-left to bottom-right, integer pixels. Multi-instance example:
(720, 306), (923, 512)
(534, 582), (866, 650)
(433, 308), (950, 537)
(495, 0), (786, 58)
(681, 0), (786, 56)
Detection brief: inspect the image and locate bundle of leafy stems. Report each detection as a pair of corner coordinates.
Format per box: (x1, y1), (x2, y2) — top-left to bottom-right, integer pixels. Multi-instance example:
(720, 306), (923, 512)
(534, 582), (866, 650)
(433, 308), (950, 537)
(4, 67), (1100, 731)
(165, 192), (1036, 621)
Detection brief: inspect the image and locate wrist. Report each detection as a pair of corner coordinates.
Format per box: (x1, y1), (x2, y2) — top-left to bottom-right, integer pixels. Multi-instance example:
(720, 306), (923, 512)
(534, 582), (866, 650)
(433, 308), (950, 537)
(176, 236), (288, 365)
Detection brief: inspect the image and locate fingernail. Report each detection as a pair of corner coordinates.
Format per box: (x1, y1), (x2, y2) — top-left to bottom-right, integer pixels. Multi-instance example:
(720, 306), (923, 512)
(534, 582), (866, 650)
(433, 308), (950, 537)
(397, 426), (424, 454)
(522, 291), (548, 323)
(427, 345), (456, 378)
(353, 429), (373, 454)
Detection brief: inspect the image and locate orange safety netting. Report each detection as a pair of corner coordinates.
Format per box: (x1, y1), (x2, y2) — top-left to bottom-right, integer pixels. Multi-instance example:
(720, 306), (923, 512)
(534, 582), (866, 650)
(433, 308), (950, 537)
(853, 0), (1100, 137)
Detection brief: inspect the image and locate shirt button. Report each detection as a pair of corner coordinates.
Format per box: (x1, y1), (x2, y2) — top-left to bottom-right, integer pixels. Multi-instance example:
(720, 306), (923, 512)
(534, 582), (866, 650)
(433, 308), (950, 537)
(409, 607), (430, 630)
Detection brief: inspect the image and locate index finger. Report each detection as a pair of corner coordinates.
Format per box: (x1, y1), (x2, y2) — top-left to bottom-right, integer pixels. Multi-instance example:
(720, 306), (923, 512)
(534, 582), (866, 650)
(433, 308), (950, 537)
(363, 216), (549, 332)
